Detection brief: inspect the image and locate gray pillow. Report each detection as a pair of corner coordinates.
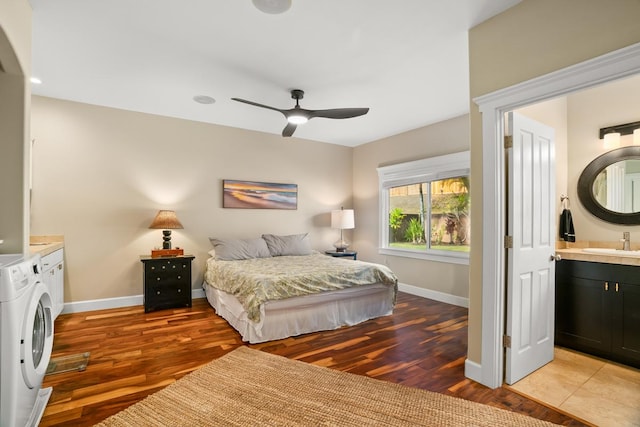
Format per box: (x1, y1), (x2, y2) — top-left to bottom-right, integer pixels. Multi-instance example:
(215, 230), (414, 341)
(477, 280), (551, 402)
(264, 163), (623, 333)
(208, 237), (272, 261)
(261, 233), (312, 256)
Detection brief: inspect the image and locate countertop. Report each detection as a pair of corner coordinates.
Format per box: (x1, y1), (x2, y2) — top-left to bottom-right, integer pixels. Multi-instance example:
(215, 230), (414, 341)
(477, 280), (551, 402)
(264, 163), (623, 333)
(556, 241), (640, 267)
(29, 235), (64, 257)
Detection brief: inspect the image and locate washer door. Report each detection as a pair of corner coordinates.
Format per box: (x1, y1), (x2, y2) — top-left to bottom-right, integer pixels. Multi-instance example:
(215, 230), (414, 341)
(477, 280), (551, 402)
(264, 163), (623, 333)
(21, 281), (54, 388)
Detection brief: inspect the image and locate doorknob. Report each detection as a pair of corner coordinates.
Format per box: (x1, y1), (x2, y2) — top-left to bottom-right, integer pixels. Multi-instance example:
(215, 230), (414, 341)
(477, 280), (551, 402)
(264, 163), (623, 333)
(550, 254), (561, 261)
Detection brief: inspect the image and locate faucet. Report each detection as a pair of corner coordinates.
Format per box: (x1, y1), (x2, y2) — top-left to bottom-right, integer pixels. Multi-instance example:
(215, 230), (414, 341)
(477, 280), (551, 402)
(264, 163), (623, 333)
(621, 232), (631, 251)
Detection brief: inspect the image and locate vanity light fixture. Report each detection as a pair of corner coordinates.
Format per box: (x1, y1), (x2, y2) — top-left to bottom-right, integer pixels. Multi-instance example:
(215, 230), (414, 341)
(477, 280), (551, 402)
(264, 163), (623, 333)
(599, 120), (640, 148)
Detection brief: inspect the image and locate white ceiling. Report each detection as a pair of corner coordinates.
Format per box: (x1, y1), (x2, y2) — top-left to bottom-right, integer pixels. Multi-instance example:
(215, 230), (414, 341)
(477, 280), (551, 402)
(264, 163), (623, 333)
(29, 0), (521, 147)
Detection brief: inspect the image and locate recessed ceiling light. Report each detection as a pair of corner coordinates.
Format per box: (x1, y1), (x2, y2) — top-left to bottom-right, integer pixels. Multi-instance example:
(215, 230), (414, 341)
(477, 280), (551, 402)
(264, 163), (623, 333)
(30, 77), (42, 84)
(252, 0), (291, 14)
(193, 95), (216, 105)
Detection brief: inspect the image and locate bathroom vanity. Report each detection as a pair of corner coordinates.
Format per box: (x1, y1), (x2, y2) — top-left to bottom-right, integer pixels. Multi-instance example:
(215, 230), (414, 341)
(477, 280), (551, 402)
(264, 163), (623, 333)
(555, 256), (640, 369)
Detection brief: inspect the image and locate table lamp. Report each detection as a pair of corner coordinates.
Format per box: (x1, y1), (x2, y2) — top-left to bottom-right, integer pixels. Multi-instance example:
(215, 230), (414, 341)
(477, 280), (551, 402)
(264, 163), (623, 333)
(149, 210), (184, 257)
(331, 207), (355, 252)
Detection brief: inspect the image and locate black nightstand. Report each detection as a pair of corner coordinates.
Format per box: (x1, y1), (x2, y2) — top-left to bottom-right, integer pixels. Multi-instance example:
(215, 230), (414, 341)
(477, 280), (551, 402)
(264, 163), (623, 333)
(324, 250), (357, 260)
(140, 255), (195, 312)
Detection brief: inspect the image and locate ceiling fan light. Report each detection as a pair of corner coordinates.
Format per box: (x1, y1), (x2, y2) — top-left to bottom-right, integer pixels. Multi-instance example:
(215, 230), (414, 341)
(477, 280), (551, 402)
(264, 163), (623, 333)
(288, 115), (308, 125)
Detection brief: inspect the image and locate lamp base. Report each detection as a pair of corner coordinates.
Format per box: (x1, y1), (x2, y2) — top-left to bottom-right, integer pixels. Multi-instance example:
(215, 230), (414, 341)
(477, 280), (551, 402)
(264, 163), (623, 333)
(333, 239), (349, 253)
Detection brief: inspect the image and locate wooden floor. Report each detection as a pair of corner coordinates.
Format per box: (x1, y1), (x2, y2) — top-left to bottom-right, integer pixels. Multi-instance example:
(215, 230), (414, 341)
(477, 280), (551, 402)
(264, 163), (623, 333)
(40, 292), (587, 426)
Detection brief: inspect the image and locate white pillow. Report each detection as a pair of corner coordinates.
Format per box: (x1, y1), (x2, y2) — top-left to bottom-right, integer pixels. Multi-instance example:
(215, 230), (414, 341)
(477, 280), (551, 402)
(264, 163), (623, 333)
(261, 233), (312, 256)
(208, 237), (272, 261)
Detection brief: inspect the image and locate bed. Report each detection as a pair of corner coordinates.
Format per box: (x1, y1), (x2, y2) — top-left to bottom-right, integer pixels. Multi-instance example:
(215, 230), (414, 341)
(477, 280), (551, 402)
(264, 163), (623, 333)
(202, 233), (398, 343)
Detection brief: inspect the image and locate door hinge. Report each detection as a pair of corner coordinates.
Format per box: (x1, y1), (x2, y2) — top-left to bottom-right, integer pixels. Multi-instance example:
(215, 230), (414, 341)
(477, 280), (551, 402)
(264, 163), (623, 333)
(504, 135), (513, 149)
(503, 335), (512, 348)
(504, 235), (513, 248)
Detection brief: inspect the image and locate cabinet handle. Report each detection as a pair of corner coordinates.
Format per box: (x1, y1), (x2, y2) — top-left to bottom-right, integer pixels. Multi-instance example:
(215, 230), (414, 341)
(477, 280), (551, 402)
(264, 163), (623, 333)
(605, 282), (609, 291)
(156, 277), (161, 281)
(157, 291), (161, 295)
(57, 264), (62, 270)
(177, 275), (181, 280)
(616, 282), (619, 292)
(177, 289), (181, 293)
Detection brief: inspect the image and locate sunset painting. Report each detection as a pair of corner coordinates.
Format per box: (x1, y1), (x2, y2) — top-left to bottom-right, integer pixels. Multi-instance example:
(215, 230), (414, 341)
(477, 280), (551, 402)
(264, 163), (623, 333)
(223, 180), (298, 209)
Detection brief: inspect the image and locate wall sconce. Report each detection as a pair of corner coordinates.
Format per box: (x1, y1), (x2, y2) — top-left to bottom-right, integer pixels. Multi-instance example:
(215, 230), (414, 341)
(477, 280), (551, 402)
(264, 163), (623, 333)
(600, 121), (640, 148)
(149, 210), (184, 257)
(331, 207), (355, 252)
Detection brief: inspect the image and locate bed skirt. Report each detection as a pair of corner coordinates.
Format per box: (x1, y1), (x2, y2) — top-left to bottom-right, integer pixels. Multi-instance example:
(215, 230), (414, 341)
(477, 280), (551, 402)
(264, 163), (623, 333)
(202, 282), (395, 343)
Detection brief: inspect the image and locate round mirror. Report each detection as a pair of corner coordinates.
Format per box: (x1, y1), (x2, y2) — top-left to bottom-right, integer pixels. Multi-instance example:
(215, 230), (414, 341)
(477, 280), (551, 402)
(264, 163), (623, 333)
(578, 146), (640, 224)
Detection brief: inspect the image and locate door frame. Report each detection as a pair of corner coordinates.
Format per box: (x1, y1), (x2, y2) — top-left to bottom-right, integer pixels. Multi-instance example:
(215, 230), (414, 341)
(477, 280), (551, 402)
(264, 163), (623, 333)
(472, 42), (640, 389)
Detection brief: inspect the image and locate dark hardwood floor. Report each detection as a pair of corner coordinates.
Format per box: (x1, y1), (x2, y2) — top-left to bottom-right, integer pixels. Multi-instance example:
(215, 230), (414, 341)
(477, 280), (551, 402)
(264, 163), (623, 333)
(40, 292), (587, 426)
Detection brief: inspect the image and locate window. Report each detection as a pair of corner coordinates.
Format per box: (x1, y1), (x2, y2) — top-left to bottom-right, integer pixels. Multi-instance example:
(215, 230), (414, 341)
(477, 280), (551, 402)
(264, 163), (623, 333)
(377, 151), (470, 264)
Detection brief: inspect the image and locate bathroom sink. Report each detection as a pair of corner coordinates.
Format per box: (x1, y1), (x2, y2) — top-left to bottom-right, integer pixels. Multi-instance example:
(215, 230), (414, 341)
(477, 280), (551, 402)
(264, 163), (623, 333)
(582, 248), (640, 257)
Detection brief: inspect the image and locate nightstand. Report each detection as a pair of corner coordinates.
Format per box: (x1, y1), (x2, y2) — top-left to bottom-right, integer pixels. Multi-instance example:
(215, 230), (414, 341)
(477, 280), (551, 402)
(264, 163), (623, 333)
(140, 255), (195, 312)
(324, 250), (357, 260)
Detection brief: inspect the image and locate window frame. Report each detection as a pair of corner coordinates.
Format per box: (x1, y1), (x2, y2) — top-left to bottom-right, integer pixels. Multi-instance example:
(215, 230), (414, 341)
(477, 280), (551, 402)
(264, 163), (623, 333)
(377, 151), (470, 265)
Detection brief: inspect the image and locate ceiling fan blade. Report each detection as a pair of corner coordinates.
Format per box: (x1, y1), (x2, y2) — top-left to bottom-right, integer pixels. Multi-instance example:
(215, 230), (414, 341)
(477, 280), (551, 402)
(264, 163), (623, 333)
(231, 98), (285, 114)
(282, 122), (297, 137)
(308, 107), (369, 120)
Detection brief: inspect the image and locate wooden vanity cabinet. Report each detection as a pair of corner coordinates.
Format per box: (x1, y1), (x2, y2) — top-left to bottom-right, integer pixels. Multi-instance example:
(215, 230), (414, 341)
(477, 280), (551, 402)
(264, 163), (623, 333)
(555, 260), (640, 368)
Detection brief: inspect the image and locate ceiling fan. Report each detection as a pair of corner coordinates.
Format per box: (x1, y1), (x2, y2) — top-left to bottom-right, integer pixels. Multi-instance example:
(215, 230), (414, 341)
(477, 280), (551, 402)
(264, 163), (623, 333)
(231, 89), (369, 137)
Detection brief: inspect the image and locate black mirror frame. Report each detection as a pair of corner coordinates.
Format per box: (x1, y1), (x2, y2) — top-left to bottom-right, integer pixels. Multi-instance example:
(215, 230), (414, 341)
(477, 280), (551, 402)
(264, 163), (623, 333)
(577, 146), (640, 224)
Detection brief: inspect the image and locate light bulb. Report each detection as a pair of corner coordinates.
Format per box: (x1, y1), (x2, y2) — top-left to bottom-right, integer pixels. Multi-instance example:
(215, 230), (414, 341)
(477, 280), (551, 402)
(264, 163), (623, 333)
(603, 132), (621, 149)
(288, 115), (308, 125)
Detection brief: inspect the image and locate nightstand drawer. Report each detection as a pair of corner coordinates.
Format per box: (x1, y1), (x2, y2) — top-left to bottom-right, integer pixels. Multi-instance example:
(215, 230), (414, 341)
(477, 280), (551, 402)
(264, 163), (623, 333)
(147, 283), (190, 309)
(140, 255), (194, 312)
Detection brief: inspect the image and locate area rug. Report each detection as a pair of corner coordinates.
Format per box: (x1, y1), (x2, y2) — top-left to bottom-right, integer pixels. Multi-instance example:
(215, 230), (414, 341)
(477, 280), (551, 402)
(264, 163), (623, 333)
(95, 346), (558, 427)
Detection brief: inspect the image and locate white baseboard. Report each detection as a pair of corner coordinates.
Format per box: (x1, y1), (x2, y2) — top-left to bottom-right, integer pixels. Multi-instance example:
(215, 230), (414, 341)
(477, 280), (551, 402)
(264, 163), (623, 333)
(398, 282), (468, 308)
(61, 288), (206, 314)
(464, 358), (483, 384)
(61, 284), (467, 314)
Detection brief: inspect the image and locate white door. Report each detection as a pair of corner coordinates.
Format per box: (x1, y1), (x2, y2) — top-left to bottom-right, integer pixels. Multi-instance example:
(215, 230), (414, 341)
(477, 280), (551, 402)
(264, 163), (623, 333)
(505, 112), (556, 385)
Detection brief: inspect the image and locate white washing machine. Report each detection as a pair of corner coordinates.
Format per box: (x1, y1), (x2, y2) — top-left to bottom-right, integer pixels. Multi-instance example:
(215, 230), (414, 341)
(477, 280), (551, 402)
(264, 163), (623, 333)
(0, 254), (54, 427)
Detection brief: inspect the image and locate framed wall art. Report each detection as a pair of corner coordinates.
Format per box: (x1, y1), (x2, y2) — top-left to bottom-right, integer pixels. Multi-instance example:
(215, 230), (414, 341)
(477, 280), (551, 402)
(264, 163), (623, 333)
(222, 180), (298, 209)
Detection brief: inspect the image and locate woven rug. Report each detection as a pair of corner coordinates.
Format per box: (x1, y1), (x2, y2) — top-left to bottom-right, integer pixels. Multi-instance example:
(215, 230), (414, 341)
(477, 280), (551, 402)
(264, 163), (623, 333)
(95, 347), (558, 427)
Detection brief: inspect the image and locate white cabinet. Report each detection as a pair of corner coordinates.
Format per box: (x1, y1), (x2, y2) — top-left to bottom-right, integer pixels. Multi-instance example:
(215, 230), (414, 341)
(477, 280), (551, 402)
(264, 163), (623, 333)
(42, 248), (64, 319)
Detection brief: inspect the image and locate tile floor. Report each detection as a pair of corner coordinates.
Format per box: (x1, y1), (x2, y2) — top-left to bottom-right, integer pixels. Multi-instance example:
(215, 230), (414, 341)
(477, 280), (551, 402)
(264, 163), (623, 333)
(508, 347), (640, 427)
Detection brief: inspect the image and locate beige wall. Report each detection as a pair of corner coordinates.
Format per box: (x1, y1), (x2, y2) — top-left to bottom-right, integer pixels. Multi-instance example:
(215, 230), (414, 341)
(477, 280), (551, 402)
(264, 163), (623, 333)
(567, 74), (640, 240)
(30, 96), (353, 303)
(516, 75), (640, 244)
(0, 0), (31, 254)
(468, 0), (640, 363)
(31, 95), (472, 307)
(353, 115), (470, 299)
